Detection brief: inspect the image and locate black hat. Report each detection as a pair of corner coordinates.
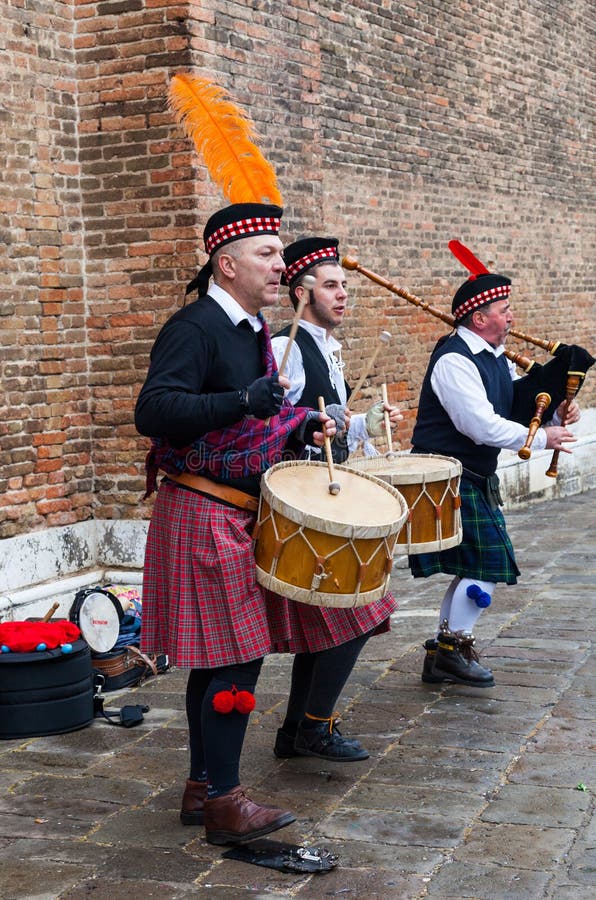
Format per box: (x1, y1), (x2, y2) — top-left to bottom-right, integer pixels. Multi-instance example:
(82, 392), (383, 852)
(282, 236), (340, 287)
(451, 273), (512, 321)
(186, 202), (283, 296)
(448, 239), (511, 321)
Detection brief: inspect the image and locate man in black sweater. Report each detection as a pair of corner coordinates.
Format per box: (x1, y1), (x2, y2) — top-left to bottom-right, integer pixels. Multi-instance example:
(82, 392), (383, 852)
(135, 205), (335, 844)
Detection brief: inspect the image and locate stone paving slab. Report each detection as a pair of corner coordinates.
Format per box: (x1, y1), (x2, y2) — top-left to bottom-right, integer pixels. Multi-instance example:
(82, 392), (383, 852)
(0, 489), (594, 898)
(451, 823), (576, 868)
(480, 783), (590, 827)
(507, 749), (596, 787)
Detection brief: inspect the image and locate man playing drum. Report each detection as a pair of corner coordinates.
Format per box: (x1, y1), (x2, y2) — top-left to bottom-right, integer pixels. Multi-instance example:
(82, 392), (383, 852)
(268, 236), (402, 762)
(410, 242), (580, 687)
(135, 204), (336, 844)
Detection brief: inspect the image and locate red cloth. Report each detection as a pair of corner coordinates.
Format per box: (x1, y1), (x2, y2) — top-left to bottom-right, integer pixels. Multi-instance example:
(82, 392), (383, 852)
(0, 620), (81, 653)
(265, 589), (396, 654)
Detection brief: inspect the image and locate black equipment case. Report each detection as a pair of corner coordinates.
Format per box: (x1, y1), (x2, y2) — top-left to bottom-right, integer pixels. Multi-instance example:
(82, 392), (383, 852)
(0, 639), (94, 740)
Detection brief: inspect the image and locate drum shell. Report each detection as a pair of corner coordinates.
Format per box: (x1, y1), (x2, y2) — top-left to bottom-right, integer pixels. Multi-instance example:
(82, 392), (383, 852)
(0, 639), (94, 740)
(253, 461), (408, 608)
(349, 452), (462, 554)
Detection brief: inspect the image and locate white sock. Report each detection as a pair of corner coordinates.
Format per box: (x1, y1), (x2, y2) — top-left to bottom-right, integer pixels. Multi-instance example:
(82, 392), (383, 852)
(448, 578), (496, 633)
(437, 576), (460, 633)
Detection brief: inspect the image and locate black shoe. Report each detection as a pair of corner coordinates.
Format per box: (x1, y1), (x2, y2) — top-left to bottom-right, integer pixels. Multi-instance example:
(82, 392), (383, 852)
(294, 719), (369, 762)
(273, 727), (299, 759)
(421, 638), (449, 684)
(434, 631), (495, 688)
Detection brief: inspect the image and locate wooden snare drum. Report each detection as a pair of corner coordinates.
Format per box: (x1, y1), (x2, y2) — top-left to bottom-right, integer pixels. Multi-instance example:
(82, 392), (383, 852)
(350, 453), (462, 554)
(253, 460), (408, 608)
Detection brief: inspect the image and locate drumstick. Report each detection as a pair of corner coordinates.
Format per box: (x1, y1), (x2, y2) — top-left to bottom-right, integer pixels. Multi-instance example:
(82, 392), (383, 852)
(41, 602), (60, 623)
(264, 274), (317, 426)
(349, 330), (391, 406)
(277, 274), (317, 378)
(381, 383), (394, 455)
(318, 395), (341, 495)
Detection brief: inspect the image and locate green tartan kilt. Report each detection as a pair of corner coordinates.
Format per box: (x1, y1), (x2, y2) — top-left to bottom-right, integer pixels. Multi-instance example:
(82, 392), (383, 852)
(408, 479), (520, 584)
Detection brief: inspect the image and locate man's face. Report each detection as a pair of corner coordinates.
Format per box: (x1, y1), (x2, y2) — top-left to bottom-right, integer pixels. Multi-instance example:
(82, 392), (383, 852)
(473, 298), (514, 347)
(222, 234), (285, 314)
(299, 262), (348, 332)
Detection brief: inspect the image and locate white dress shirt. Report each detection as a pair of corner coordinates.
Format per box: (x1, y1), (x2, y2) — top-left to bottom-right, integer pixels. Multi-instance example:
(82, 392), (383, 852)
(271, 322), (376, 455)
(430, 327), (551, 451)
(271, 321), (347, 404)
(208, 283), (263, 332)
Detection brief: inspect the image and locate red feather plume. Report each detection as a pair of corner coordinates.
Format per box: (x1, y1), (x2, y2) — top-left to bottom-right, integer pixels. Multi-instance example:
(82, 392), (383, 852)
(448, 240), (490, 279)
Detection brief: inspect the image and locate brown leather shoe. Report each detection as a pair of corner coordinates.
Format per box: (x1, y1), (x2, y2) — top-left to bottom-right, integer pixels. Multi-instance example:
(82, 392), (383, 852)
(204, 785), (296, 845)
(180, 778), (208, 825)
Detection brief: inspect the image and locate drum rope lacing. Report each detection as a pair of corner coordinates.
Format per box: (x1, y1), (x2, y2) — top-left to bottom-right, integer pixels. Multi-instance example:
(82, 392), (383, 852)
(403, 473), (462, 548)
(260, 507), (394, 597)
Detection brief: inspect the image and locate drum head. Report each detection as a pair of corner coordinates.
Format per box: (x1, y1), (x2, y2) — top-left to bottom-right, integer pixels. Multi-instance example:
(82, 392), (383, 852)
(70, 589), (122, 653)
(350, 452), (462, 484)
(261, 460), (407, 538)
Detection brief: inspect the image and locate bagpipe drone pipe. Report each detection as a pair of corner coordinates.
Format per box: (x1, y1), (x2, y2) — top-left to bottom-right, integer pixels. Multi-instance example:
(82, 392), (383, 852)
(509, 343), (595, 426)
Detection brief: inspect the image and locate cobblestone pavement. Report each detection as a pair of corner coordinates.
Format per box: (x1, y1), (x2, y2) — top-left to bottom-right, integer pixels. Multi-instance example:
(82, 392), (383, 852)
(1, 490), (594, 899)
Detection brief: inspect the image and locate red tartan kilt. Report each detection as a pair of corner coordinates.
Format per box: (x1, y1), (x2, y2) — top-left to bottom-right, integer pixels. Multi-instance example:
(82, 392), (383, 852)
(265, 590), (398, 654)
(140, 481), (271, 668)
(140, 481), (398, 666)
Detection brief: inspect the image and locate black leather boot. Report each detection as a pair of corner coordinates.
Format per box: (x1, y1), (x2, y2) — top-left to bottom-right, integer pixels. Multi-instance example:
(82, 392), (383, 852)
(421, 638), (449, 684)
(294, 717), (369, 761)
(434, 630), (495, 687)
(273, 727), (299, 759)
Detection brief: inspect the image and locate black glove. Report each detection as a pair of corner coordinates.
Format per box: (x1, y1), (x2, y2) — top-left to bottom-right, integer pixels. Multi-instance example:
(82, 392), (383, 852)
(245, 373), (285, 419)
(295, 409), (321, 444)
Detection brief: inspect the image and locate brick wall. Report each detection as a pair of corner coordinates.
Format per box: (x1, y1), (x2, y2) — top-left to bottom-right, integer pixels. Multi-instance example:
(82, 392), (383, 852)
(1, 0), (594, 540)
(1, 0), (91, 539)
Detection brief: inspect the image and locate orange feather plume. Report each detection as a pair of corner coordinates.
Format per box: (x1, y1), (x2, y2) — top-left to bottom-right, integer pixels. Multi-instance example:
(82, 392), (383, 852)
(168, 73), (282, 206)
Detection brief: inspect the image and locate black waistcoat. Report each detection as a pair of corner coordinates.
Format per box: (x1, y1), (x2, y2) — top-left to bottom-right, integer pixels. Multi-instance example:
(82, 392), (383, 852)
(411, 333), (513, 476)
(275, 325), (349, 408)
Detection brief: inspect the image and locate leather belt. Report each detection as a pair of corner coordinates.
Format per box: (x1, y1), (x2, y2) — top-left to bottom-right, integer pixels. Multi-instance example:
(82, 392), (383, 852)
(164, 471), (259, 513)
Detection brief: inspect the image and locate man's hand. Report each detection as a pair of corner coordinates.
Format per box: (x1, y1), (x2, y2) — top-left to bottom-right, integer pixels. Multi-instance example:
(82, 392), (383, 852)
(364, 400), (404, 436)
(312, 412), (337, 448)
(245, 373), (289, 419)
(385, 403), (404, 428)
(557, 398), (581, 426)
(543, 425), (577, 454)
(325, 403), (348, 434)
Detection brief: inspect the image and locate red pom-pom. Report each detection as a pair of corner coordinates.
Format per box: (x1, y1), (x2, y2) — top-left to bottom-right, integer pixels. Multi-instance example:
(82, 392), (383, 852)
(234, 690), (256, 714)
(212, 690), (235, 714)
